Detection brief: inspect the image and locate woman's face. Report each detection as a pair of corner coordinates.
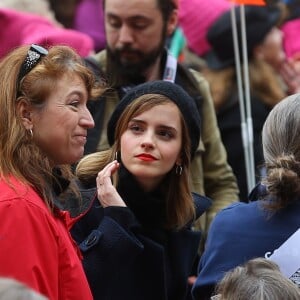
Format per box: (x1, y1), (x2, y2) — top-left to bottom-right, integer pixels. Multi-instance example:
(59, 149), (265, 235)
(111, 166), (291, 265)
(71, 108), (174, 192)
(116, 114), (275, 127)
(31, 73), (94, 165)
(120, 102), (182, 191)
(255, 27), (286, 71)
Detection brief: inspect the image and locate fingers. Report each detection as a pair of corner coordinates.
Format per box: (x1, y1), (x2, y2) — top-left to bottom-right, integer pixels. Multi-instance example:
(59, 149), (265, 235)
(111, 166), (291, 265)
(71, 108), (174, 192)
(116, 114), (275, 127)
(280, 60), (300, 94)
(96, 160), (126, 208)
(280, 61), (295, 80)
(97, 160), (119, 186)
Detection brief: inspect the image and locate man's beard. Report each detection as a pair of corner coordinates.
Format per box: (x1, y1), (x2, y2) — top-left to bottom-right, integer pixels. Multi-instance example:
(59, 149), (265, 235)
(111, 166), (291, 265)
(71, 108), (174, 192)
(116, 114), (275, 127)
(106, 38), (166, 86)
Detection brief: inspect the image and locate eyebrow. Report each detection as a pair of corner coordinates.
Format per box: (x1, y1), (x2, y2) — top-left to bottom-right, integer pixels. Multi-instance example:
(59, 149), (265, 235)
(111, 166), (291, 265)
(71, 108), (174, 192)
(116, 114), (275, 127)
(67, 90), (86, 98)
(106, 13), (152, 22)
(129, 119), (178, 132)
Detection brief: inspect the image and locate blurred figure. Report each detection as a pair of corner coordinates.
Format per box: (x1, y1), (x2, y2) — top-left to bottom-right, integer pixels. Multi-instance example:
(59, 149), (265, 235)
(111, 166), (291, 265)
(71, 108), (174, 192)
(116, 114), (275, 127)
(0, 8), (94, 59)
(73, 0), (106, 52)
(0, 44), (103, 299)
(201, 5), (286, 201)
(192, 93), (300, 299)
(280, 17), (300, 94)
(0, 0), (59, 25)
(48, 0), (106, 52)
(283, 0), (300, 19)
(178, 0), (231, 59)
(210, 258), (300, 300)
(0, 277), (47, 300)
(48, 0), (79, 28)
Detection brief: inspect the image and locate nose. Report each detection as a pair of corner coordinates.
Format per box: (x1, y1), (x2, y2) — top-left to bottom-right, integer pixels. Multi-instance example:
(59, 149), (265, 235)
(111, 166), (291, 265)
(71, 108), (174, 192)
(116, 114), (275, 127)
(80, 106), (95, 129)
(141, 142), (154, 150)
(141, 131), (155, 150)
(118, 24), (134, 45)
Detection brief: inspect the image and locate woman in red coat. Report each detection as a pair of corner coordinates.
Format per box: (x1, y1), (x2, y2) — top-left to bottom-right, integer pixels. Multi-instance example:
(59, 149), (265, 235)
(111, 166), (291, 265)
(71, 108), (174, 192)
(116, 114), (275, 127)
(0, 44), (103, 299)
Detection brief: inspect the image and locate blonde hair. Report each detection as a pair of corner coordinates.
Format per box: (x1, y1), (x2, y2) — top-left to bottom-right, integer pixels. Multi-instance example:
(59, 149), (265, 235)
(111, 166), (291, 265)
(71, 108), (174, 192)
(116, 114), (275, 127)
(215, 258), (300, 300)
(203, 58), (284, 112)
(261, 93), (300, 210)
(0, 44), (104, 210)
(76, 94), (196, 229)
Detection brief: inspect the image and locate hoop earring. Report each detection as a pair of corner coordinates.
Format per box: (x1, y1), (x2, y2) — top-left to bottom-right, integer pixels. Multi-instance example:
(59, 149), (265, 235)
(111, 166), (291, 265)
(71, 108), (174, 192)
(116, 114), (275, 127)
(29, 128), (33, 138)
(115, 151), (120, 162)
(175, 164), (182, 176)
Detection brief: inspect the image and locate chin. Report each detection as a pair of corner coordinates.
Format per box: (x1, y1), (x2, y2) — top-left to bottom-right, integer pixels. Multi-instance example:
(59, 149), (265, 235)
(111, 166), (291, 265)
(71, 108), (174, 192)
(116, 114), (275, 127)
(132, 169), (163, 180)
(66, 152), (84, 165)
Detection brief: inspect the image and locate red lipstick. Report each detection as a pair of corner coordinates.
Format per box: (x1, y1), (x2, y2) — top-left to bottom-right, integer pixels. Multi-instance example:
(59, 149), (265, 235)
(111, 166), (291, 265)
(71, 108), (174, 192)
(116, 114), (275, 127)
(136, 154), (157, 162)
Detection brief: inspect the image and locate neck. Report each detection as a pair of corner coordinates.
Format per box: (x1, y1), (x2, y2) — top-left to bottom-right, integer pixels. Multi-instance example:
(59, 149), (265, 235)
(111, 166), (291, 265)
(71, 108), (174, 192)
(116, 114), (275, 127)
(135, 175), (163, 193)
(143, 56), (163, 82)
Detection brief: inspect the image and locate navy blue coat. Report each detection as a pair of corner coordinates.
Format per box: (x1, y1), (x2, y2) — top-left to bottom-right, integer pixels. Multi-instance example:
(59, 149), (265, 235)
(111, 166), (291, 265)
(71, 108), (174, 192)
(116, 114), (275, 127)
(71, 171), (211, 300)
(192, 185), (300, 300)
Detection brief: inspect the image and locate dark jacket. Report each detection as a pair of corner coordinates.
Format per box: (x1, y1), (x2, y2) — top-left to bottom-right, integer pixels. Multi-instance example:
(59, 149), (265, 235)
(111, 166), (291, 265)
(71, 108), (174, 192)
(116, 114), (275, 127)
(216, 91), (271, 201)
(71, 167), (211, 300)
(192, 184), (300, 300)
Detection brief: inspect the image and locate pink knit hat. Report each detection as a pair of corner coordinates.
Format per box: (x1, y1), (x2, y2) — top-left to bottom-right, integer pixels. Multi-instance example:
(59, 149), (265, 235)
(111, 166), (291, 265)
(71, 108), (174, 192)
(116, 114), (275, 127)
(281, 18), (300, 59)
(0, 8), (94, 59)
(178, 0), (232, 57)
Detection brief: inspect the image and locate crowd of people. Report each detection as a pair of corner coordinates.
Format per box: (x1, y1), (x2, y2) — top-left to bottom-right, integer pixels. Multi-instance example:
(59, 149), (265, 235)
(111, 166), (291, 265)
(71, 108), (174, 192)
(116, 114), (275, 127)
(0, 0), (300, 299)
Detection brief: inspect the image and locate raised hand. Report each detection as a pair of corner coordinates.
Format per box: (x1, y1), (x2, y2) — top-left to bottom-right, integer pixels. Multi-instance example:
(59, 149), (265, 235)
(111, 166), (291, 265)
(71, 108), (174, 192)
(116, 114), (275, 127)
(280, 58), (300, 94)
(96, 160), (126, 207)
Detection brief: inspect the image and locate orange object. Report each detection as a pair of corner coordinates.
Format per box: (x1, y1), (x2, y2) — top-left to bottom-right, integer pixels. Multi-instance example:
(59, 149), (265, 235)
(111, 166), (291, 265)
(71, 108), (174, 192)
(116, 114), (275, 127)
(229, 0), (265, 5)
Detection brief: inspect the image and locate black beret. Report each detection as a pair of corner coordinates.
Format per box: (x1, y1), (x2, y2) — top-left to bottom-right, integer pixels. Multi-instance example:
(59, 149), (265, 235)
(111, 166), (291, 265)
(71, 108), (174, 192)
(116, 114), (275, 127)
(107, 80), (201, 158)
(206, 5), (281, 69)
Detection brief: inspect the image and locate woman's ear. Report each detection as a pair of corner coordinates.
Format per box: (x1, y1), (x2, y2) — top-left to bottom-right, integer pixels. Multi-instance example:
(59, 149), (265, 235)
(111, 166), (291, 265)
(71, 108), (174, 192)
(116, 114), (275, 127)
(176, 156), (182, 166)
(16, 98), (33, 130)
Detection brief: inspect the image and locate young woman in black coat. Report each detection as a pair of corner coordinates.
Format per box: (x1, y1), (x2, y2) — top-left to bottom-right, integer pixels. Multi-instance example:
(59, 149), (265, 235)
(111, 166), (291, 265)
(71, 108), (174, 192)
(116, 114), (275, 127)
(71, 80), (211, 300)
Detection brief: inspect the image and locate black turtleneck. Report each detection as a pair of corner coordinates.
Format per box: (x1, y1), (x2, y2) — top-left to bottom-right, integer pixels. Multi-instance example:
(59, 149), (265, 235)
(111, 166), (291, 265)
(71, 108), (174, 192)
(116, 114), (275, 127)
(117, 166), (167, 231)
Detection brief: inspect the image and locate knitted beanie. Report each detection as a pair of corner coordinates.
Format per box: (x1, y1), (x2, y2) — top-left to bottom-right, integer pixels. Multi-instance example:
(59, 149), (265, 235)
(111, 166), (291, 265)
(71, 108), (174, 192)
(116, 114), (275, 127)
(107, 81), (201, 158)
(206, 5), (282, 69)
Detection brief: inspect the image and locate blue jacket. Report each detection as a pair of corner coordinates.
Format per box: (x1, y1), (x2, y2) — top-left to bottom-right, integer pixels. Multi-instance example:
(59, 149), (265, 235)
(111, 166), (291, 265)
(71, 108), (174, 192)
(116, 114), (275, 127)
(192, 191), (300, 300)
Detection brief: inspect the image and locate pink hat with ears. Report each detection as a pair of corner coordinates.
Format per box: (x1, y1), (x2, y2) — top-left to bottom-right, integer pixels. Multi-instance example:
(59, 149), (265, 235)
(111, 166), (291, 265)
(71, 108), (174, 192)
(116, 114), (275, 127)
(281, 18), (300, 59)
(178, 0), (232, 57)
(0, 8), (94, 59)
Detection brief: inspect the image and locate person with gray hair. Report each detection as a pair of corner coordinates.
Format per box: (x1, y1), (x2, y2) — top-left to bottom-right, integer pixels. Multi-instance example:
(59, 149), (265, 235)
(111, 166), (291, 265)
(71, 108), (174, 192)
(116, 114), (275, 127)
(212, 258), (300, 300)
(0, 278), (48, 300)
(192, 93), (300, 300)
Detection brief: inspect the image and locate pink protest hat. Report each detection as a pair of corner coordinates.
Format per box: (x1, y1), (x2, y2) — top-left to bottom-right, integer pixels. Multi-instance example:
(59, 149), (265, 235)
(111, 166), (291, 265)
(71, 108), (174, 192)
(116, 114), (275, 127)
(178, 0), (232, 57)
(281, 18), (300, 59)
(0, 8), (94, 59)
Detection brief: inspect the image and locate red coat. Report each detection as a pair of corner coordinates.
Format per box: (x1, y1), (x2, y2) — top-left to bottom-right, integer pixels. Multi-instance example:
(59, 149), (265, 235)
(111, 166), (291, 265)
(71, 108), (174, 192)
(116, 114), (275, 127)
(0, 177), (93, 300)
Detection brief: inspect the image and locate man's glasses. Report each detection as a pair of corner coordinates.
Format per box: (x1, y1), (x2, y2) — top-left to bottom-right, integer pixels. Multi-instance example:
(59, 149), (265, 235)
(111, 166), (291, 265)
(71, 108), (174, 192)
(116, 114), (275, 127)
(17, 44), (48, 92)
